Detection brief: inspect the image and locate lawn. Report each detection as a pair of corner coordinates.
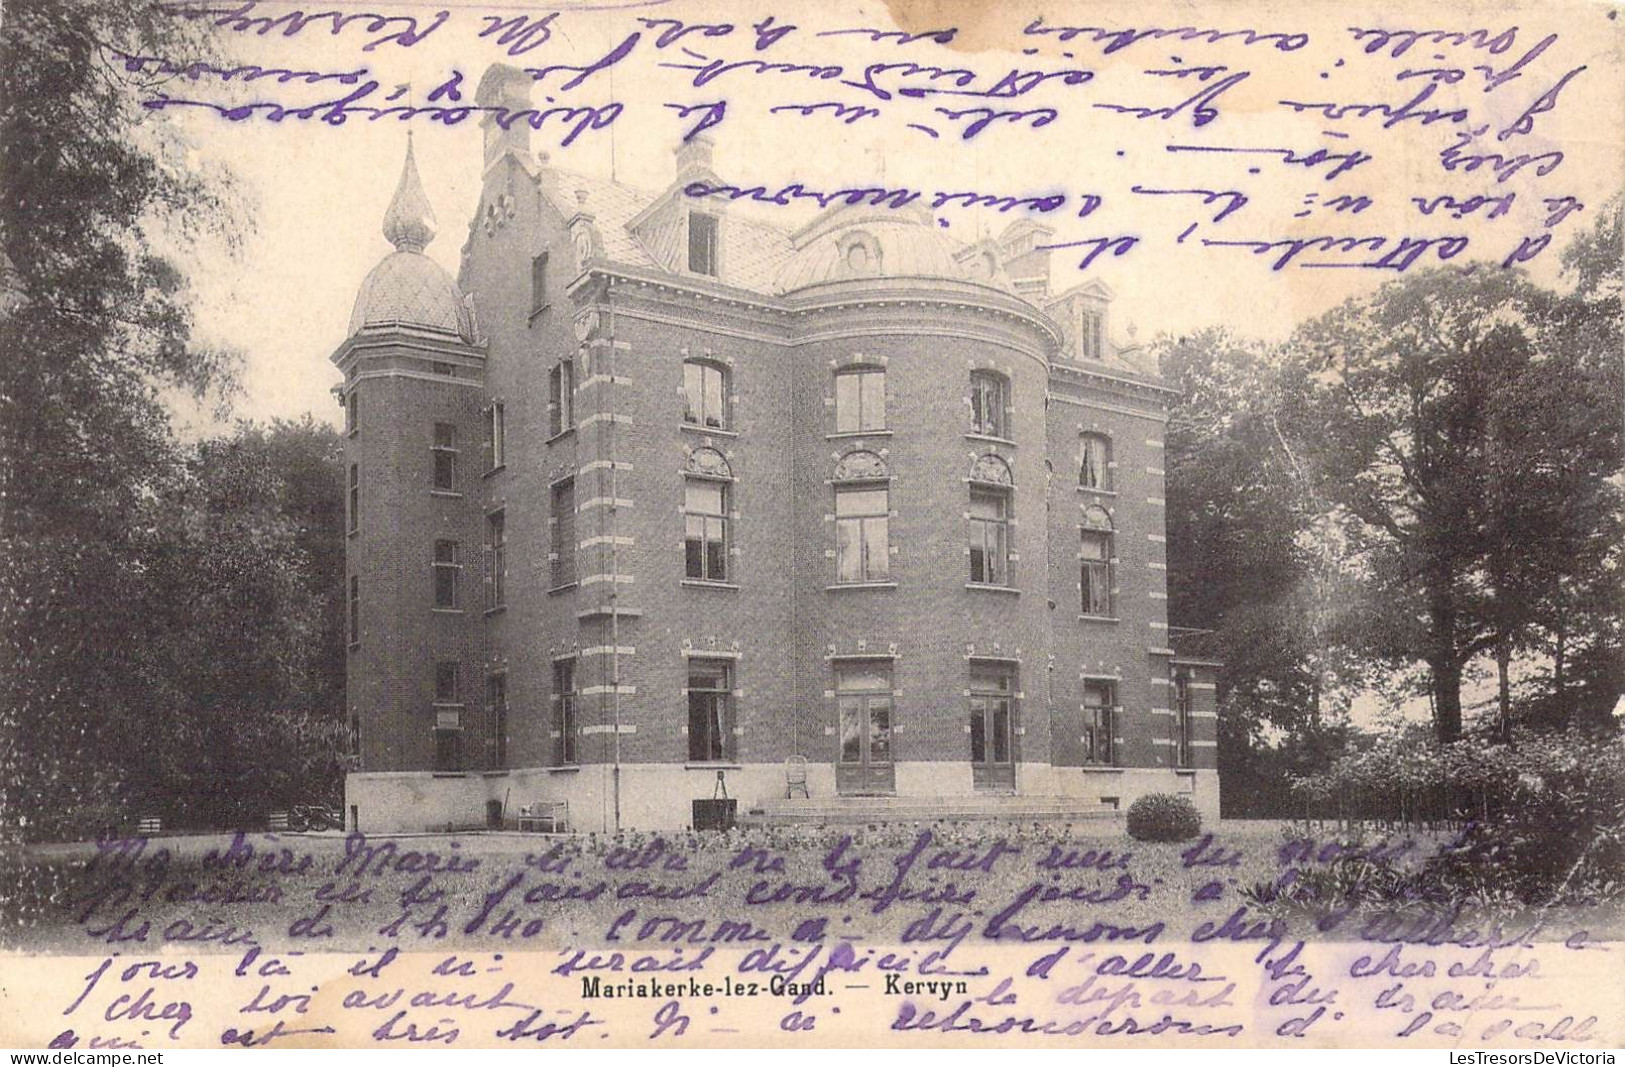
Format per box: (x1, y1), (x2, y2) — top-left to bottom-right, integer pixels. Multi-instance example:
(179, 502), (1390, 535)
(2, 819), (1615, 955)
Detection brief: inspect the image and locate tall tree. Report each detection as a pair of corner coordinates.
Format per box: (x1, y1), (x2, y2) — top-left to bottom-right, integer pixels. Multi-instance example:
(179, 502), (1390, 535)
(0, 0), (249, 836)
(1279, 268), (1621, 743)
(1161, 329), (1366, 734)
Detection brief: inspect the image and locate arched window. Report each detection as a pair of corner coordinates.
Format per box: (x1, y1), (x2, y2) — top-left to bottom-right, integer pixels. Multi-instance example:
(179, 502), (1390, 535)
(833, 451), (889, 583)
(1080, 433), (1112, 490)
(684, 448), (732, 582)
(969, 371), (1009, 438)
(682, 359), (729, 430)
(969, 455), (1014, 587)
(1080, 505), (1113, 617)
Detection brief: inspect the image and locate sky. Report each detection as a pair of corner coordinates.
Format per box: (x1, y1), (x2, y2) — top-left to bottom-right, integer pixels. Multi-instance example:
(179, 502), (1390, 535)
(139, 0), (1623, 732)
(150, 0), (1624, 436)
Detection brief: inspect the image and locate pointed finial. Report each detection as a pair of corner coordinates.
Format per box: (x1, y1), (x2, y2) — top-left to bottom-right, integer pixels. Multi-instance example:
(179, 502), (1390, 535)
(382, 133), (437, 253)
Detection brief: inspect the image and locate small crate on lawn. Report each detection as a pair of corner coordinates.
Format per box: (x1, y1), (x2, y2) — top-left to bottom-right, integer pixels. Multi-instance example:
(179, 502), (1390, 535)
(137, 816), (162, 836)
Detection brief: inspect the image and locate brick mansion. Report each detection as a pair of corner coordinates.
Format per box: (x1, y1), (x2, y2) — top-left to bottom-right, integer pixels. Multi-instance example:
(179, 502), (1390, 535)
(335, 66), (1219, 833)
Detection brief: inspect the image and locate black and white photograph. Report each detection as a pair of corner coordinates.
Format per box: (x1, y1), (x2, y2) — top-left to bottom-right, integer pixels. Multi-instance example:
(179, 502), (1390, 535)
(1, 0), (1622, 1050)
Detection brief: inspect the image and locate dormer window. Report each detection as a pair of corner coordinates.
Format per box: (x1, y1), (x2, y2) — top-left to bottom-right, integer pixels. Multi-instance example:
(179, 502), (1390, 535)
(1081, 309), (1105, 360)
(688, 212), (719, 276)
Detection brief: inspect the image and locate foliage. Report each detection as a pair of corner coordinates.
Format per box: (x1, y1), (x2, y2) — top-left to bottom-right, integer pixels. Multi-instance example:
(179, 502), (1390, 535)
(1160, 330), (1360, 738)
(1271, 727), (1625, 909)
(1125, 793), (1202, 842)
(1277, 268), (1622, 742)
(0, 4), (360, 840)
(7, 417), (347, 841)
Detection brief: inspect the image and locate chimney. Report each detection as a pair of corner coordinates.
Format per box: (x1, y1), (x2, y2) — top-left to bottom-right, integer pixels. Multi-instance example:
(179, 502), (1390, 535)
(674, 136), (715, 183)
(476, 64), (533, 170)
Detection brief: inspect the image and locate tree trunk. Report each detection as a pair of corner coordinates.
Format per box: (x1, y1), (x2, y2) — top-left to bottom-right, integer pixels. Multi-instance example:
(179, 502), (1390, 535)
(1496, 633), (1513, 742)
(1432, 656), (1464, 743)
(1553, 622), (1567, 726)
(1429, 577), (1463, 743)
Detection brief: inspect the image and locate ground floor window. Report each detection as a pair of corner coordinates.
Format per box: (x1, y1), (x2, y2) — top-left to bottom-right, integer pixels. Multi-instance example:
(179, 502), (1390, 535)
(1083, 679), (1117, 765)
(433, 729), (462, 772)
(687, 659), (734, 762)
(554, 659), (576, 765)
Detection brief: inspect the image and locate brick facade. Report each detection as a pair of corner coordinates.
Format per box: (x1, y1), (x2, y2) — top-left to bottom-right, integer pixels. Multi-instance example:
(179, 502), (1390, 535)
(336, 75), (1219, 833)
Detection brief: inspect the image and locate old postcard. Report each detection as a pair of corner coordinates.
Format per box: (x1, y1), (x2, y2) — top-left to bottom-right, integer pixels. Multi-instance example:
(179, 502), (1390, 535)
(1, 0), (1622, 1051)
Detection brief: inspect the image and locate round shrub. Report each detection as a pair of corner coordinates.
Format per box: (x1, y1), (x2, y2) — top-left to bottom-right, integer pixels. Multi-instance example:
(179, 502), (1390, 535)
(1125, 793), (1203, 842)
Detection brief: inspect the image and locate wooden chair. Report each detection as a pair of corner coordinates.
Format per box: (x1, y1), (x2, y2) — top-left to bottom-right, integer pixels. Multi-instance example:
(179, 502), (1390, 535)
(785, 755), (810, 799)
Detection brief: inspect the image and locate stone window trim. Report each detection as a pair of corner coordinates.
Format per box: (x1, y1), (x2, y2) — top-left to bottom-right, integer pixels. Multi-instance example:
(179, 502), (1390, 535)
(1081, 677), (1120, 767)
(432, 539), (462, 611)
(485, 400), (507, 475)
(683, 448), (734, 584)
(552, 657), (578, 767)
(833, 363), (887, 435)
(968, 479), (1015, 588)
(431, 421), (458, 493)
(831, 451), (892, 586)
(548, 358), (576, 439)
(968, 368), (1013, 440)
(681, 357), (732, 432)
(1079, 431), (1115, 493)
(347, 462), (360, 537)
(685, 656), (737, 763)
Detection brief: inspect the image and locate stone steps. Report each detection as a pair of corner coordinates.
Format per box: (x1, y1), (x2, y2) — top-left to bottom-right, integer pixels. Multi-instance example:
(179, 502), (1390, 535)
(739, 795), (1121, 826)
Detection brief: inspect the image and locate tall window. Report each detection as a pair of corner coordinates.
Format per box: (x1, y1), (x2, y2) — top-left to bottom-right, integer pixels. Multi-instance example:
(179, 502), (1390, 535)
(488, 402), (506, 470)
(688, 212), (718, 276)
(684, 480), (729, 581)
(434, 539), (461, 609)
(1080, 506), (1113, 616)
(1174, 670), (1194, 769)
(970, 371), (1008, 438)
(835, 367), (885, 433)
(1083, 680), (1117, 766)
(554, 659), (577, 765)
(434, 729), (462, 772)
(487, 511), (506, 610)
(549, 359), (574, 436)
(682, 360), (728, 429)
(837, 662), (892, 770)
(969, 487), (1012, 585)
(969, 664), (1015, 766)
(435, 661), (461, 705)
(531, 252), (549, 314)
(835, 485), (889, 583)
(1080, 434), (1111, 490)
(550, 479), (576, 587)
(348, 575), (359, 647)
(488, 673), (507, 769)
(345, 390), (358, 435)
(432, 422), (458, 492)
(435, 661), (463, 771)
(1081, 309), (1104, 360)
(687, 659), (734, 762)
(347, 463), (359, 535)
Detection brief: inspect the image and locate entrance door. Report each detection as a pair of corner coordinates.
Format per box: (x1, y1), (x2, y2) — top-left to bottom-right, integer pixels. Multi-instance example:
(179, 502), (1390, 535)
(970, 665), (1016, 791)
(836, 662), (895, 795)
